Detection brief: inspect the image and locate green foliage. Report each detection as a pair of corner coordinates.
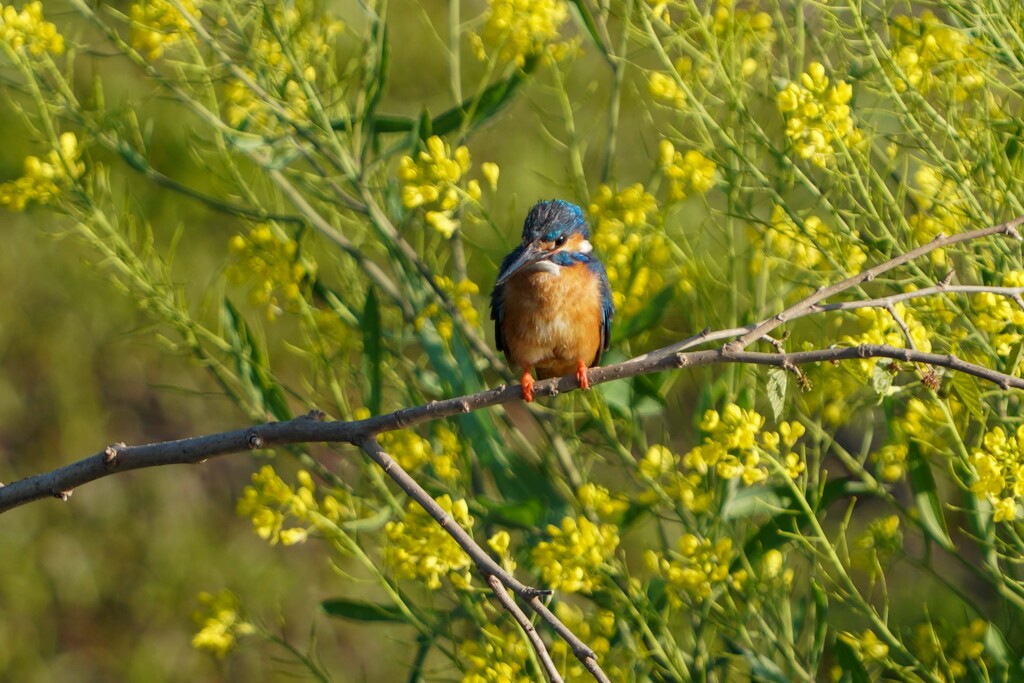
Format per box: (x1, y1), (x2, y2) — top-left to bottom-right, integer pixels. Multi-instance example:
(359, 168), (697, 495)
(4, 0), (1024, 681)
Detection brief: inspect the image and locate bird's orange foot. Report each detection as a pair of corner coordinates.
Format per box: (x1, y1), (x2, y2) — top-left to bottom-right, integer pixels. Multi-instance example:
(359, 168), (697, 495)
(576, 360), (591, 391)
(520, 371), (536, 402)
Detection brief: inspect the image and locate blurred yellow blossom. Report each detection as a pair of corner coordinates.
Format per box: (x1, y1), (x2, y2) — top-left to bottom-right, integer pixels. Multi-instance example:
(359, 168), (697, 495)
(589, 183), (669, 318)
(912, 619), (988, 681)
(0, 1), (64, 55)
(226, 224), (314, 321)
(890, 12), (987, 101)
(658, 140), (717, 201)
(531, 515), (619, 593)
(684, 403), (769, 484)
(973, 271), (1024, 356)
(459, 623), (532, 683)
(130, 0), (201, 60)
(645, 534), (744, 606)
(576, 482), (628, 521)
(222, 6), (342, 131)
(840, 303), (931, 375)
(0, 132), (84, 212)
(471, 0), (569, 67)
(384, 495), (473, 590)
(191, 590), (255, 659)
(751, 205), (867, 277)
(778, 62), (863, 167)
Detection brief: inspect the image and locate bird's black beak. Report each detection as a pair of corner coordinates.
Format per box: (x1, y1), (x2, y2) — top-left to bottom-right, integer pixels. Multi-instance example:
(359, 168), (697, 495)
(495, 242), (549, 286)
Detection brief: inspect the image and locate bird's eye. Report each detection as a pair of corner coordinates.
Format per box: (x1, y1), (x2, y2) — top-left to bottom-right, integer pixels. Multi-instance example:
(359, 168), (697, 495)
(554, 234), (568, 247)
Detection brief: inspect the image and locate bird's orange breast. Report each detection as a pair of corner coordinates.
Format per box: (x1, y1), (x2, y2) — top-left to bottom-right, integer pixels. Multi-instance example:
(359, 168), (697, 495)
(498, 263), (604, 379)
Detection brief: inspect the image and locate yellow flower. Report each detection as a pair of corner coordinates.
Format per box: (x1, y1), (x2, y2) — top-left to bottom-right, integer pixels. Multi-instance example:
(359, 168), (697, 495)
(191, 590), (255, 659)
(0, 1), (64, 55)
(225, 224), (314, 321)
(473, 0), (569, 67)
(384, 495), (474, 590)
(890, 12), (987, 101)
(646, 534), (743, 606)
(130, 0), (201, 60)
(0, 132), (85, 212)
(589, 183), (669, 318)
(531, 516), (619, 593)
(458, 623), (532, 683)
(777, 62), (863, 168)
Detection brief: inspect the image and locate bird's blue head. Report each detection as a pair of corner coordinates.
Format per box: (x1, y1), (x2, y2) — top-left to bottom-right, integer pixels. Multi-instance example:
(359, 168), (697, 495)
(496, 200), (593, 286)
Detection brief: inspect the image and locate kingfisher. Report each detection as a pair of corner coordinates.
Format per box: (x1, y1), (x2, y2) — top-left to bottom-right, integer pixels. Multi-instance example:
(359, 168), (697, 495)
(490, 199), (614, 402)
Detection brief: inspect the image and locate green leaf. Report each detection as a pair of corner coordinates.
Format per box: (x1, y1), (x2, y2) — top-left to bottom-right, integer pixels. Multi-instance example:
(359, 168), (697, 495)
(871, 361), (893, 396)
(947, 371), (984, 422)
(767, 367), (787, 421)
(982, 621), (1011, 670)
(363, 287), (383, 416)
(907, 442), (954, 550)
(321, 598), (409, 623)
(612, 284), (676, 342)
(477, 497), (546, 528)
(222, 298), (291, 420)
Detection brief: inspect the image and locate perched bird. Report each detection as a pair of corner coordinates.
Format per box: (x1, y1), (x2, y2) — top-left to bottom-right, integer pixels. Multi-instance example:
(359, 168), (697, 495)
(490, 200), (614, 402)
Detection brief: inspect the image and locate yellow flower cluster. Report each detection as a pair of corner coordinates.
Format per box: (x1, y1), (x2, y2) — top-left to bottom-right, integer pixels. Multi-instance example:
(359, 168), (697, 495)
(872, 443), (909, 482)
(589, 183), (669, 318)
(398, 136), (488, 238)
(639, 444), (710, 512)
(658, 140), (716, 202)
(648, 71), (686, 109)
(414, 275), (481, 341)
(750, 205), (867, 277)
(777, 62), (863, 167)
(890, 12), (987, 100)
(226, 71), (310, 130)
(645, 534), (745, 607)
(0, 132), (84, 212)
(908, 164), (974, 265)
(549, 603), (622, 681)
(223, 6), (342, 130)
(649, 0), (774, 83)
(471, 0), (569, 67)
(576, 482), (628, 521)
(839, 629), (890, 665)
(974, 272), (1024, 356)
(226, 224), (314, 321)
(911, 619), (988, 681)
(129, 0), (201, 60)
(191, 589), (255, 659)
(384, 494), (473, 590)
(856, 514), (902, 559)
(459, 623), (532, 683)
(684, 403), (770, 485)
(192, 589), (256, 659)
(969, 425), (1024, 522)
(236, 466), (352, 545)
(530, 515), (619, 593)
(840, 304), (931, 375)
(379, 425), (461, 481)
(0, 1), (63, 55)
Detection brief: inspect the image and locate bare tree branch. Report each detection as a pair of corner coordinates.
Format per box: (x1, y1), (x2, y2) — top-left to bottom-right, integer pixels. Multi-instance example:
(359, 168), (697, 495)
(5, 216), (1024, 681)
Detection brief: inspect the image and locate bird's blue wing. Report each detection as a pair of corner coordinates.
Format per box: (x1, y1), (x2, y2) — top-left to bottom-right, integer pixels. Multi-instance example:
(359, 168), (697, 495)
(588, 257), (614, 362)
(490, 245), (525, 353)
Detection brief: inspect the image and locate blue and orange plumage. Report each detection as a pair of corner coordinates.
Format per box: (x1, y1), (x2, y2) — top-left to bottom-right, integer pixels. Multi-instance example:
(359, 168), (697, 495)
(490, 200), (614, 402)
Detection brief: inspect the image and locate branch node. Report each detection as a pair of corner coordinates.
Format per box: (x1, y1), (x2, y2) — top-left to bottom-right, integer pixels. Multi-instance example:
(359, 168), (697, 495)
(302, 409), (326, 421)
(55, 489), (73, 502)
(939, 270), (955, 287)
(522, 585), (554, 598)
(246, 431), (264, 450)
(104, 442), (126, 464)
